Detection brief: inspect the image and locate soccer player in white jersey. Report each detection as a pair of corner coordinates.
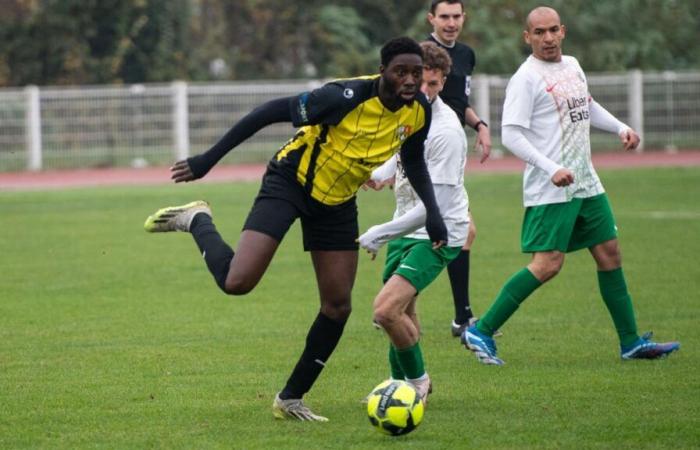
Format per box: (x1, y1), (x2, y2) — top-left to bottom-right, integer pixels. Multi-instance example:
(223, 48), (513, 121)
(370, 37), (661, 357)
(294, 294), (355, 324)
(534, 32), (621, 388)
(463, 6), (680, 365)
(358, 41), (469, 400)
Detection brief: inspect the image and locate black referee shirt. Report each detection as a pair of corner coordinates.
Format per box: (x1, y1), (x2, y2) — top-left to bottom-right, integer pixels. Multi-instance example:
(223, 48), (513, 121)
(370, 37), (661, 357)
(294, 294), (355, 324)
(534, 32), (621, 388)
(427, 34), (476, 126)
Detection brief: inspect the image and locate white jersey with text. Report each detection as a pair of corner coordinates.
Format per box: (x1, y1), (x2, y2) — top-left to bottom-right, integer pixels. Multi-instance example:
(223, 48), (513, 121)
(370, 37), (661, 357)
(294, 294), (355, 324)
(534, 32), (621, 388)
(394, 96), (469, 245)
(502, 55), (604, 206)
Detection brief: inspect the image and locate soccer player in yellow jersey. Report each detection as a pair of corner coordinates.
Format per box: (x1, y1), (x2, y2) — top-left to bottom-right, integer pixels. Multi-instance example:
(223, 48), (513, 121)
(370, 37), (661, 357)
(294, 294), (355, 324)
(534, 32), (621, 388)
(143, 37), (447, 422)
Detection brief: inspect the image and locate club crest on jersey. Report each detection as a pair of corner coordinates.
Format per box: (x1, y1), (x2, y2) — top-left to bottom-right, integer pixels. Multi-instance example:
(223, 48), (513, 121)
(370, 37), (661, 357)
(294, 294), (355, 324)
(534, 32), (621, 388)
(343, 88), (354, 99)
(396, 125), (412, 142)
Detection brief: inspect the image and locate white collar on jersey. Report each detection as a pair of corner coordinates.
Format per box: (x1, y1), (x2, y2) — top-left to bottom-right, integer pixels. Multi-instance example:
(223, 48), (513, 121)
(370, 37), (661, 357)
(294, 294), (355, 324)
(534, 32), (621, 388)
(431, 32), (456, 48)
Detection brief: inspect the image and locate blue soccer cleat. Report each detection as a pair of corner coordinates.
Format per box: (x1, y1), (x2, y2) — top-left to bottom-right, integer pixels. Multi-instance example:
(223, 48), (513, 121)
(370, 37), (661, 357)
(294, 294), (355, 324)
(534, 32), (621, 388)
(621, 332), (680, 360)
(452, 317), (503, 338)
(462, 325), (504, 366)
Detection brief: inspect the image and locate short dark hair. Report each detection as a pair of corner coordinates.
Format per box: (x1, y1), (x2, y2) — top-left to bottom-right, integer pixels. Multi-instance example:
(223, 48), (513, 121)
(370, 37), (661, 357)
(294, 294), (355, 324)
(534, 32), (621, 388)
(380, 37), (423, 67)
(430, 0), (464, 15)
(420, 41), (452, 76)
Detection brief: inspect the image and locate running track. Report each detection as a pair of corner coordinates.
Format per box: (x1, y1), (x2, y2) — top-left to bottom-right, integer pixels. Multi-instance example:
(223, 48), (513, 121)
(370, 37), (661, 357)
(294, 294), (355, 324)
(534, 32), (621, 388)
(1, 150), (699, 191)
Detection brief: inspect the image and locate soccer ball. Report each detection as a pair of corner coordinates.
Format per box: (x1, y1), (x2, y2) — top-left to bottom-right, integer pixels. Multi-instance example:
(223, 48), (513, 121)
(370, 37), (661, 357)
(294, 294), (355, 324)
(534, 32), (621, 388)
(366, 379), (424, 436)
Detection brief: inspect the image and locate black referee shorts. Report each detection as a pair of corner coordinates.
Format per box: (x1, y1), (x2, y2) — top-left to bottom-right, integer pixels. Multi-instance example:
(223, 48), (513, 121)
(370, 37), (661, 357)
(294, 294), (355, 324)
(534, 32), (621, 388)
(243, 168), (359, 251)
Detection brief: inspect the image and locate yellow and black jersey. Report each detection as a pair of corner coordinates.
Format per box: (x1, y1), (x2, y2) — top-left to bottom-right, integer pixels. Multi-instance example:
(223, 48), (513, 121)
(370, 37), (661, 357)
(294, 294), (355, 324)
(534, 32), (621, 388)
(270, 76), (432, 206)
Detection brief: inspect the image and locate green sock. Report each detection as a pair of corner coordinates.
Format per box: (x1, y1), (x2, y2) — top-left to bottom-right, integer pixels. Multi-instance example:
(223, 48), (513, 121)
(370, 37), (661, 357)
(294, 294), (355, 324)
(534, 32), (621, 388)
(598, 268), (639, 347)
(388, 345), (405, 380)
(477, 268), (542, 336)
(395, 342), (425, 380)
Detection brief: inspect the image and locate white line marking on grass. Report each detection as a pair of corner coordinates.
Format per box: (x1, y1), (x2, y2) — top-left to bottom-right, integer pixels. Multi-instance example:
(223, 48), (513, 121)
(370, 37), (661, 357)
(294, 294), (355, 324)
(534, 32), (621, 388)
(635, 211), (700, 220)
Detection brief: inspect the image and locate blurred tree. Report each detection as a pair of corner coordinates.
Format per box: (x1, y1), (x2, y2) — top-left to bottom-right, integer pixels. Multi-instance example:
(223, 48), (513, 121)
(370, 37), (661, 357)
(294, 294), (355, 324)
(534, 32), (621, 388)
(459, 0), (526, 74)
(307, 5), (375, 78)
(0, 0), (698, 86)
(461, 0), (700, 74)
(331, 0), (426, 45)
(561, 0), (700, 71)
(118, 0), (192, 83)
(0, 0), (191, 85)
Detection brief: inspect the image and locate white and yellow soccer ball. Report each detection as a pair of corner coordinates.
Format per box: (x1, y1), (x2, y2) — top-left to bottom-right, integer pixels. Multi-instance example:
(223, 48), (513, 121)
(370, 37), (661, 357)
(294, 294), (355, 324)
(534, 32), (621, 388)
(366, 379), (424, 436)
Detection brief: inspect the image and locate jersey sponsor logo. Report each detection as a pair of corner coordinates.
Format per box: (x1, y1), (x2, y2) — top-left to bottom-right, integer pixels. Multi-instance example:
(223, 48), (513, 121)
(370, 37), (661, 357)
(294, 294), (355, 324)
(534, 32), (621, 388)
(464, 75), (471, 96)
(396, 125), (412, 142)
(567, 96), (587, 109)
(297, 92), (310, 123)
(399, 264), (417, 271)
(343, 88), (354, 99)
(569, 108), (589, 122)
(546, 82), (558, 92)
(566, 96), (590, 123)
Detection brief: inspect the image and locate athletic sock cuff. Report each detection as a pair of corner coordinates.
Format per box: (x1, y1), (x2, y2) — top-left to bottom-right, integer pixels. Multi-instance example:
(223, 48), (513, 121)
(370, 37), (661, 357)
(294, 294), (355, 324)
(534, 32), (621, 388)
(514, 268), (542, 295)
(597, 267), (627, 296)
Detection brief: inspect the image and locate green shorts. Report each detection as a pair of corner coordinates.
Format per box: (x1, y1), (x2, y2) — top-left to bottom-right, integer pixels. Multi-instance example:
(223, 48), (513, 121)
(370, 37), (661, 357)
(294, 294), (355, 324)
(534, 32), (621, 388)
(521, 193), (618, 253)
(382, 237), (462, 293)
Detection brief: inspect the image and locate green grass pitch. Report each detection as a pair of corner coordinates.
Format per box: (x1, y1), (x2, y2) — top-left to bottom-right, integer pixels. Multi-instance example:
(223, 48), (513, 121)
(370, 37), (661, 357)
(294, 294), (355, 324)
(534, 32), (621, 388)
(1, 167), (698, 449)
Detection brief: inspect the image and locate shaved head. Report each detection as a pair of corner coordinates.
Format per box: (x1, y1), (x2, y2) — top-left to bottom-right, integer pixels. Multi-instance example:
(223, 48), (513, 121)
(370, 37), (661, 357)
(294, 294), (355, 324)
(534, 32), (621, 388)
(523, 6), (565, 62)
(526, 6), (561, 31)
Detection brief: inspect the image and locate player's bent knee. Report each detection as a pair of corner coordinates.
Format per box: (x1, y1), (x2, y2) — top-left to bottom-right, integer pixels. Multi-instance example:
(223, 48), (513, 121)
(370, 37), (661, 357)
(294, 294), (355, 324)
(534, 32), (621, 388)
(530, 260), (563, 282)
(223, 276), (258, 296)
(373, 305), (401, 329)
(543, 265), (562, 281)
(321, 301), (352, 321)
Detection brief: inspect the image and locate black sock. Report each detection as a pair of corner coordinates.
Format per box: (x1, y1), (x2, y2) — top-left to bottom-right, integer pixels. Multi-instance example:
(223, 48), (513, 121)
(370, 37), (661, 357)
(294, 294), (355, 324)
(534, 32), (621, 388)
(279, 313), (347, 400)
(447, 250), (473, 325)
(189, 213), (234, 293)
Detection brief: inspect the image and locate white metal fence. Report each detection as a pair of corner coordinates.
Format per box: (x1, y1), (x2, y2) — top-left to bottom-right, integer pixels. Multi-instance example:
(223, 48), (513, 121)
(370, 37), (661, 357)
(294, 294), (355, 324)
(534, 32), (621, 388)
(1, 71), (699, 172)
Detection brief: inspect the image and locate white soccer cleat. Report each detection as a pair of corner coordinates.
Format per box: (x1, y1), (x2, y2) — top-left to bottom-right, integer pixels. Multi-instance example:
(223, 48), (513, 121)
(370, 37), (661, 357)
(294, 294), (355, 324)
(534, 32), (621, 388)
(143, 200), (211, 233)
(407, 376), (432, 406)
(272, 394), (328, 422)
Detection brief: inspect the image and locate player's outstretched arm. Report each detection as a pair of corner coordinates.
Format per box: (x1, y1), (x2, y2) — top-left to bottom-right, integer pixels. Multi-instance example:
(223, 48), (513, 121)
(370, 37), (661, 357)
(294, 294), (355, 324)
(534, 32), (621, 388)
(358, 182), (456, 257)
(171, 97), (294, 183)
(358, 203), (426, 258)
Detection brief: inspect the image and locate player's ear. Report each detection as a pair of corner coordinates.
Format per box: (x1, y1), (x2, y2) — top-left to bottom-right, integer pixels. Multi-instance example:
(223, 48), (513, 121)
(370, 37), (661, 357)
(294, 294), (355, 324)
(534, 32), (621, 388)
(523, 30), (530, 45)
(379, 64), (385, 75)
(560, 24), (566, 39)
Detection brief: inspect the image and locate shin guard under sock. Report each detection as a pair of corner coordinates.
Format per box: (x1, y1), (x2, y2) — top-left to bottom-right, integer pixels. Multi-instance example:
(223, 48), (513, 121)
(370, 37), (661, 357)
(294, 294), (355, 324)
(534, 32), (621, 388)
(190, 213), (234, 292)
(477, 268), (542, 336)
(598, 268), (639, 347)
(447, 250), (473, 324)
(279, 313), (347, 400)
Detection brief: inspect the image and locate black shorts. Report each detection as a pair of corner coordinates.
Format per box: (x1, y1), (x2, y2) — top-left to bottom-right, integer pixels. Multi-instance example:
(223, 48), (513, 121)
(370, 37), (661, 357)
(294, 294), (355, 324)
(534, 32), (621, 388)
(243, 167), (359, 251)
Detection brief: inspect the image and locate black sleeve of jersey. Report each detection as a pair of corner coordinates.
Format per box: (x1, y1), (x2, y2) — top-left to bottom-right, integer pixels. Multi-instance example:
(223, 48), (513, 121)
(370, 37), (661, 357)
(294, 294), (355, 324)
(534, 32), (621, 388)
(290, 82), (353, 127)
(399, 103), (448, 244)
(186, 96), (293, 179)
